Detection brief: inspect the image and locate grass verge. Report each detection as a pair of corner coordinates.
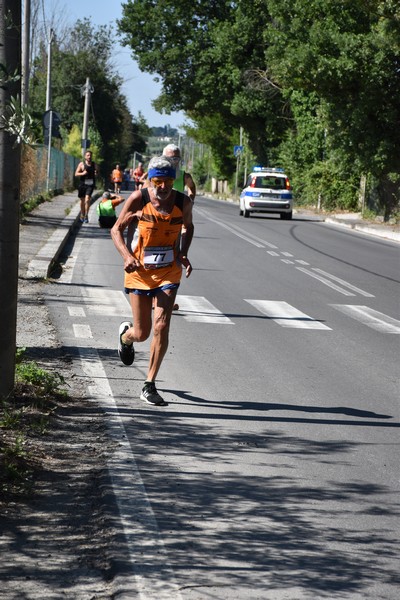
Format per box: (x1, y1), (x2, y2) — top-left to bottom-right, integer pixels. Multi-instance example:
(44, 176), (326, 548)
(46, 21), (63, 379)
(0, 348), (68, 501)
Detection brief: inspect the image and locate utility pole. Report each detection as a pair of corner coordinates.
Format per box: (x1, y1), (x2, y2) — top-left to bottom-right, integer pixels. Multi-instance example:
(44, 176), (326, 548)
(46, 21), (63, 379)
(45, 29), (54, 191)
(21, 0), (30, 106)
(81, 77), (93, 155)
(0, 0), (22, 399)
(234, 126), (243, 196)
(45, 29), (54, 112)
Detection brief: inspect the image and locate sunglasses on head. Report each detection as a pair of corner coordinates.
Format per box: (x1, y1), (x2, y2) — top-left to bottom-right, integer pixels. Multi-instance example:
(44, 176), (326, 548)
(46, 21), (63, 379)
(151, 177), (174, 187)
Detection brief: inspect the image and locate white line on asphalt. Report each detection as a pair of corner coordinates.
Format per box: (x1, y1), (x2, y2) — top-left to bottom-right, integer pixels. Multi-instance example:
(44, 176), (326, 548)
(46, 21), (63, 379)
(79, 348), (183, 600)
(81, 288), (131, 317)
(176, 295), (234, 324)
(296, 267), (356, 296)
(267, 250), (279, 256)
(245, 300), (332, 330)
(281, 259), (295, 264)
(68, 306), (86, 317)
(73, 323), (93, 338)
(295, 260), (310, 265)
(61, 240), (83, 284)
(281, 251), (294, 257)
(194, 207), (278, 248)
(312, 268), (375, 297)
(330, 305), (400, 333)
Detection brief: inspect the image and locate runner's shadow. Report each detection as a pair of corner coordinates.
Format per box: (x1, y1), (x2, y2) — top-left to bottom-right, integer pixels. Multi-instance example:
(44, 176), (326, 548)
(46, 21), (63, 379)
(167, 389), (392, 420)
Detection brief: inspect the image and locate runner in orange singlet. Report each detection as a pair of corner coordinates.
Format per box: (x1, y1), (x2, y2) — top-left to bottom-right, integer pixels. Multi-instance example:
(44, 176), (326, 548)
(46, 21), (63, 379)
(111, 156), (194, 406)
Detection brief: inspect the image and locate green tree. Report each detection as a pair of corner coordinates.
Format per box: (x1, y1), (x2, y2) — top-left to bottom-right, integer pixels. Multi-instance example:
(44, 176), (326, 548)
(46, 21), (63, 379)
(265, 0), (400, 210)
(119, 0), (399, 212)
(118, 0), (289, 180)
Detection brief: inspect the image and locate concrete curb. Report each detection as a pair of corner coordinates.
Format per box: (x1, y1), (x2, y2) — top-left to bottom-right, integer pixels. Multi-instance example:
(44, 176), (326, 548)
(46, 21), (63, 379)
(324, 217), (400, 243)
(26, 199), (82, 279)
(26, 191), (102, 279)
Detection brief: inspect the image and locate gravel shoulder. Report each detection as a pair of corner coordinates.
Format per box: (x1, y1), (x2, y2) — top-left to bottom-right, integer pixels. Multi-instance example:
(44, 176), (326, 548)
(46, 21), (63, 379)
(0, 275), (115, 599)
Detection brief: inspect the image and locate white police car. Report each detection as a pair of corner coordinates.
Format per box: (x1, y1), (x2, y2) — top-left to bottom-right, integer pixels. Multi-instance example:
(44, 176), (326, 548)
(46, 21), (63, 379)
(239, 167), (293, 219)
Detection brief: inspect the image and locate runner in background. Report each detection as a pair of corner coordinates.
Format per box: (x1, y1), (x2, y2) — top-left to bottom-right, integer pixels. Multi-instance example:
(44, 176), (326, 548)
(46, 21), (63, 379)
(75, 150), (98, 223)
(133, 162), (145, 190)
(111, 164), (123, 193)
(163, 143), (196, 202)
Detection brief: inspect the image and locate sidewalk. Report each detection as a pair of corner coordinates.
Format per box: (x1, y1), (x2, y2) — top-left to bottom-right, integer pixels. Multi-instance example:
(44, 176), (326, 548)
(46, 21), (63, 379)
(19, 190), (101, 279)
(320, 211), (400, 243)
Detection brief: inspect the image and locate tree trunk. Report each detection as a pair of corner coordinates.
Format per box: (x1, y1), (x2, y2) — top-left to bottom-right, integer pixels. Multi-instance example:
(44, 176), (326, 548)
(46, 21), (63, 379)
(0, 0), (22, 399)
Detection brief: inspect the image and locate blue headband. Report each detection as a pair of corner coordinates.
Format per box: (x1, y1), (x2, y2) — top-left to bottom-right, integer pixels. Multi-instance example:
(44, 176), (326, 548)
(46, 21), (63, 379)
(148, 166), (176, 179)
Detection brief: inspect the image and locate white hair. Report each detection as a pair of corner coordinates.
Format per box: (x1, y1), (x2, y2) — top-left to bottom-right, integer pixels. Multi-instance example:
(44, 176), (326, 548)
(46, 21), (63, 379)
(163, 143), (180, 155)
(148, 155), (174, 171)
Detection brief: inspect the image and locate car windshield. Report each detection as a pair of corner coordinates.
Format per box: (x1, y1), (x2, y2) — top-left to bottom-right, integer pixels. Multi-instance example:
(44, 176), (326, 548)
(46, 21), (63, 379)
(255, 176), (286, 189)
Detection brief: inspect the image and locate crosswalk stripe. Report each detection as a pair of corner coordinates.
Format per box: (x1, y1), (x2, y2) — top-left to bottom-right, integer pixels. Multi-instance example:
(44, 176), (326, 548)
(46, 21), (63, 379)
(73, 323), (93, 338)
(330, 305), (400, 333)
(68, 306), (86, 317)
(75, 290), (397, 335)
(176, 295), (234, 324)
(81, 288), (130, 317)
(245, 300), (331, 330)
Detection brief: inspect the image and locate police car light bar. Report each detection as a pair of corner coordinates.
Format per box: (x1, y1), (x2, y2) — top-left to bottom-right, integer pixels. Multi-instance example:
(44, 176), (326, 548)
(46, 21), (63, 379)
(253, 166), (285, 172)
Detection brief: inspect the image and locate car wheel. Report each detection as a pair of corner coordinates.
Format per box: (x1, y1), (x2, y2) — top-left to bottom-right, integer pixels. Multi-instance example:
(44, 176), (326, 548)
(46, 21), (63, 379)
(244, 208), (250, 218)
(239, 207), (243, 216)
(280, 211), (293, 220)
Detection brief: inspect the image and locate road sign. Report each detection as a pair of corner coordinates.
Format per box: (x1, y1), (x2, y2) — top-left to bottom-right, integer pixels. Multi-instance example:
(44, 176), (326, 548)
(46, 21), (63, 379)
(234, 145), (244, 157)
(43, 110), (62, 142)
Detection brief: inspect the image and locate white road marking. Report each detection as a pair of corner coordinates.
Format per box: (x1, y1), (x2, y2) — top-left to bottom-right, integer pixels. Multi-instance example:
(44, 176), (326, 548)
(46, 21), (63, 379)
(245, 300), (331, 330)
(296, 267), (356, 296)
(73, 323), (93, 338)
(330, 305), (400, 333)
(68, 306), (86, 317)
(312, 268), (374, 297)
(194, 207), (278, 248)
(295, 260), (310, 265)
(81, 288), (131, 317)
(78, 348), (183, 599)
(281, 259), (295, 264)
(281, 252), (293, 257)
(267, 250), (280, 256)
(61, 240), (83, 283)
(176, 295), (234, 324)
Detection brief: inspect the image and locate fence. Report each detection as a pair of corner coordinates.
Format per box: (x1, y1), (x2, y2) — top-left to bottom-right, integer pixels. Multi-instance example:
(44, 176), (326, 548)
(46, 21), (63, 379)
(20, 145), (79, 204)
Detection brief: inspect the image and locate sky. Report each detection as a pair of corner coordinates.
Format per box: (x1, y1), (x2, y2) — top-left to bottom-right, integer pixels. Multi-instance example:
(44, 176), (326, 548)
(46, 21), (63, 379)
(42, 0), (187, 130)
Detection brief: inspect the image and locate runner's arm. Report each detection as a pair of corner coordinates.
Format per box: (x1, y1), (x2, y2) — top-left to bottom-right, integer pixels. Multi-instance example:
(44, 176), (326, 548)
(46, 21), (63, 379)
(184, 172), (196, 202)
(178, 197), (194, 278)
(111, 191), (143, 272)
(74, 162), (85, 177)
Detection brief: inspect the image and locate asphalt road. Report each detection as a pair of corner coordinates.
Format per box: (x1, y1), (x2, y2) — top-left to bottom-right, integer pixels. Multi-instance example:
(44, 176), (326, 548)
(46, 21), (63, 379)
(47, 194), (400, 599)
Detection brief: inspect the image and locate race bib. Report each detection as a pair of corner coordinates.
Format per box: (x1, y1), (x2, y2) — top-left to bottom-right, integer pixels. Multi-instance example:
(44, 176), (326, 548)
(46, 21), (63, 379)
(84, 178), (94, 185)
(143, 246), (174, 269)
